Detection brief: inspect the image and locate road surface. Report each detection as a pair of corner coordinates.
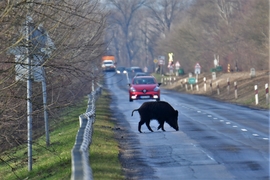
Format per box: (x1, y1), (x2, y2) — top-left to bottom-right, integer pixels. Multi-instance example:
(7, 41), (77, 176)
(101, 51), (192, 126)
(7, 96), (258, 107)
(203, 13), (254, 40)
(104, 72), (269, 180)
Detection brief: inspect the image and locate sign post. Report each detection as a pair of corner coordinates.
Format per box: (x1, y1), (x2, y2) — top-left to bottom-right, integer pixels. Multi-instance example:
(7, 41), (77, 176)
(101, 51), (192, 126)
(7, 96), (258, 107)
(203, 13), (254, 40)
(158, 56), (165, 75)
(9, 16), (55, 171)
(175, 61), (180, 76)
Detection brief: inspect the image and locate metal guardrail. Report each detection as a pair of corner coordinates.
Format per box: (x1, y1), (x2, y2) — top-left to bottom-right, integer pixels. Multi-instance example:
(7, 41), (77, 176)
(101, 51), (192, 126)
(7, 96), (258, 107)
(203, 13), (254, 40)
(71, 87), (102, 180)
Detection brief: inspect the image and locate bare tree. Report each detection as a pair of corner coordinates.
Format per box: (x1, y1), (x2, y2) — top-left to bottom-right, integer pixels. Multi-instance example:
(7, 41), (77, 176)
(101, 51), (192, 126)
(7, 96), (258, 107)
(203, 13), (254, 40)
(0, 0), (107, 153)
(146, 0), (186, 36)
(155, 0), (268, 72)
(105, 0), (147, 66)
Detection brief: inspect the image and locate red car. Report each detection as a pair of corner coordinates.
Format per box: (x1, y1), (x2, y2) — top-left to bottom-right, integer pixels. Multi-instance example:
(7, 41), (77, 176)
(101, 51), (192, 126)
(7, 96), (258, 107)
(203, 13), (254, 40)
(129, 76), (161, 102)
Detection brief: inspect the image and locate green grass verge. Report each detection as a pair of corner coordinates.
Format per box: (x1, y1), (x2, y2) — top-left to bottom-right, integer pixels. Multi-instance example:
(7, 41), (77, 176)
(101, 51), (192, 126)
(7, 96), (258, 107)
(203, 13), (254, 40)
(0, 91), (124, 180)
(90, 92), (124, 180)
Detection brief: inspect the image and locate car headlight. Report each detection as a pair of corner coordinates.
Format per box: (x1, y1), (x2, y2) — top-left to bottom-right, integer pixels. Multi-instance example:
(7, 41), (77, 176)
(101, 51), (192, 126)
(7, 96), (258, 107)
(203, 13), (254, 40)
(154, 86), (160, 92)
(130, 87), (136, 92)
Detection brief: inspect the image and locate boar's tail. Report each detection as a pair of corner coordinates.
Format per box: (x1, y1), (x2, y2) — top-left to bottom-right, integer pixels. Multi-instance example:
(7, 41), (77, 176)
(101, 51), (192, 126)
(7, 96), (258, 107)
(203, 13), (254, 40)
(131, 109), (138, 116)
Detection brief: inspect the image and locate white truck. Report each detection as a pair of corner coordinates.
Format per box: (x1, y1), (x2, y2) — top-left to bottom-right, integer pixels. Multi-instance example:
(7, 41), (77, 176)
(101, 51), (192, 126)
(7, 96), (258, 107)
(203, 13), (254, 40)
(101, 56), (116, 72)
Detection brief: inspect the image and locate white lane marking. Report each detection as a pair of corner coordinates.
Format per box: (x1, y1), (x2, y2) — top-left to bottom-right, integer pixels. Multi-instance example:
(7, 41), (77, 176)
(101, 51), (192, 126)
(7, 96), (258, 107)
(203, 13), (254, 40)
(193, 144), (216, 162)
(177, 105), (265, 142)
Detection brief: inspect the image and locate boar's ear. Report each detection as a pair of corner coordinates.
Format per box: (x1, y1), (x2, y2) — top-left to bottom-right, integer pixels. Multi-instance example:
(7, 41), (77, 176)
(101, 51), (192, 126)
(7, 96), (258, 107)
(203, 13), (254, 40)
(175, 110), (178, 116)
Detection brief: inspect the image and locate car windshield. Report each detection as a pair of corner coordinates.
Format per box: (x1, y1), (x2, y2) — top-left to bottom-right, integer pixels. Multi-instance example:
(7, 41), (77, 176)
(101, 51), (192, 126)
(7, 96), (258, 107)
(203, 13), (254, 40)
(133, 78), (156, 85)
(117, 67), (125, 71)
(104, 62), (113, 65)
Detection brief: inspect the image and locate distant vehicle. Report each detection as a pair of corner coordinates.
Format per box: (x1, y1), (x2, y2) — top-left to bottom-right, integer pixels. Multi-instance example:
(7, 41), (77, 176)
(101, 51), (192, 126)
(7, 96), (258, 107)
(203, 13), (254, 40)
(134, 72), (147, 77)
(124, 66), (144, 78)
(116, 66), (126, 74)
(130, 66), (143, 73)
(128, 76), (161, 102)
(102, 60), (116, 72)
(123, 67), (132, 74)
(101, 55), (116, 72)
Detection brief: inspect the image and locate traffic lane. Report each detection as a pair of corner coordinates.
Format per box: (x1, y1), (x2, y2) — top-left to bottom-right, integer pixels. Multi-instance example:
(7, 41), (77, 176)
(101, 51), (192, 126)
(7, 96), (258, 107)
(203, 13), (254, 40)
(107, 74), (269, 179)
(161, 90), (269, 179)
(116, 101), (236, 179)
(161, 89), (269, 137)
(177, 111), (269, 179)
(108, 78), (235, 179)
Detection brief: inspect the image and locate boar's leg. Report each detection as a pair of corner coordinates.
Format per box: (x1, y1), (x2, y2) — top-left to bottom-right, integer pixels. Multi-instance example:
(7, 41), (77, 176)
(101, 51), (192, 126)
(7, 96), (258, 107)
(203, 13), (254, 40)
(145, 120), (154, 132)
(157, 121), (165, 131)
(138, 120), (145, 133)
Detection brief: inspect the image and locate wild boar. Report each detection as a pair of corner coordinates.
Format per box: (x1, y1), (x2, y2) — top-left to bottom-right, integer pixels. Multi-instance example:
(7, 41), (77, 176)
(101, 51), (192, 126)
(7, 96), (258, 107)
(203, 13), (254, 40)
(131, 101), (179, 133)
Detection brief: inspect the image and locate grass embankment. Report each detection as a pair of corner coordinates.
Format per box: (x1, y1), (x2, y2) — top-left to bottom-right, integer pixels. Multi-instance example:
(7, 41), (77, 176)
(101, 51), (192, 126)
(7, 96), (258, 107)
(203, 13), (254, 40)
(0, 91), (124, 180)
(153, 72), (270, 109)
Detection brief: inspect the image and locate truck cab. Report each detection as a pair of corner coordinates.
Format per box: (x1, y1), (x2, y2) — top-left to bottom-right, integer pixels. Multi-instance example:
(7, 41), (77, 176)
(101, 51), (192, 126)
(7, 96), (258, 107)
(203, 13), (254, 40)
(102, 60), (116, 72)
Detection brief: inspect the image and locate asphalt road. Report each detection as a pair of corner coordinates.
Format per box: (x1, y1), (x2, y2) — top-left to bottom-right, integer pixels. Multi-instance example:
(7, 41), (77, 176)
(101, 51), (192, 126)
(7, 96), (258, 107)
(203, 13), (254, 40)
(104, 72), (269, 180)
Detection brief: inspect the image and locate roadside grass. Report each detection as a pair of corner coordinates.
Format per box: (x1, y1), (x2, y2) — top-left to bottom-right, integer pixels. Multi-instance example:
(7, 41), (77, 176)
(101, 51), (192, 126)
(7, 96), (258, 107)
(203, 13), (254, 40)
(90, 92), (124, 180)
(152, 72), (270, 109)
(0, 91), (124, 180)
(0, 100), (84, 180)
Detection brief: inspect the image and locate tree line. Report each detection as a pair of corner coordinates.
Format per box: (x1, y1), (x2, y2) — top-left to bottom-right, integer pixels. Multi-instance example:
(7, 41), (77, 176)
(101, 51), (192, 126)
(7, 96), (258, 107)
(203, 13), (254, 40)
(104, 0), (268, 73)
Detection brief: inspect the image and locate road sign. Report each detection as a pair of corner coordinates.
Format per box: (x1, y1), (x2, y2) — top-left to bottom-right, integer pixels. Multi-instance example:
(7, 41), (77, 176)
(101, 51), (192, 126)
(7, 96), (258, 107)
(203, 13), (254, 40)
(158, 60), (165, 65)
(158, 56), (165, 65)
(188, 77), (196, 84)
(194, 63), (201, 74)
(168, 53), (173, 62)
(175, 61), (180, 70)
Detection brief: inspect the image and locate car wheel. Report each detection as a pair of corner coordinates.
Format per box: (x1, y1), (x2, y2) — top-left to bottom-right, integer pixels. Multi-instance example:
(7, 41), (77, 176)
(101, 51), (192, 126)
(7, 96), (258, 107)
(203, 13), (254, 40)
(129, 98), (133, 102)
(156, 98), (160, 102)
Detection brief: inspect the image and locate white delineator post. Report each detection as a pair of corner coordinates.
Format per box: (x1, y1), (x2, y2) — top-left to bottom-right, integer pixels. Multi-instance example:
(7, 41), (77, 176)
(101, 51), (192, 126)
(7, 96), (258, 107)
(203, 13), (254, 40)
(254, 85), (258, 105)
(185, 78), (188, 91)
(216, 82), (220, 95)
(204, 77), (206, 91)
(265, 83), (269, 104)
(234, 82), (237, 99)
